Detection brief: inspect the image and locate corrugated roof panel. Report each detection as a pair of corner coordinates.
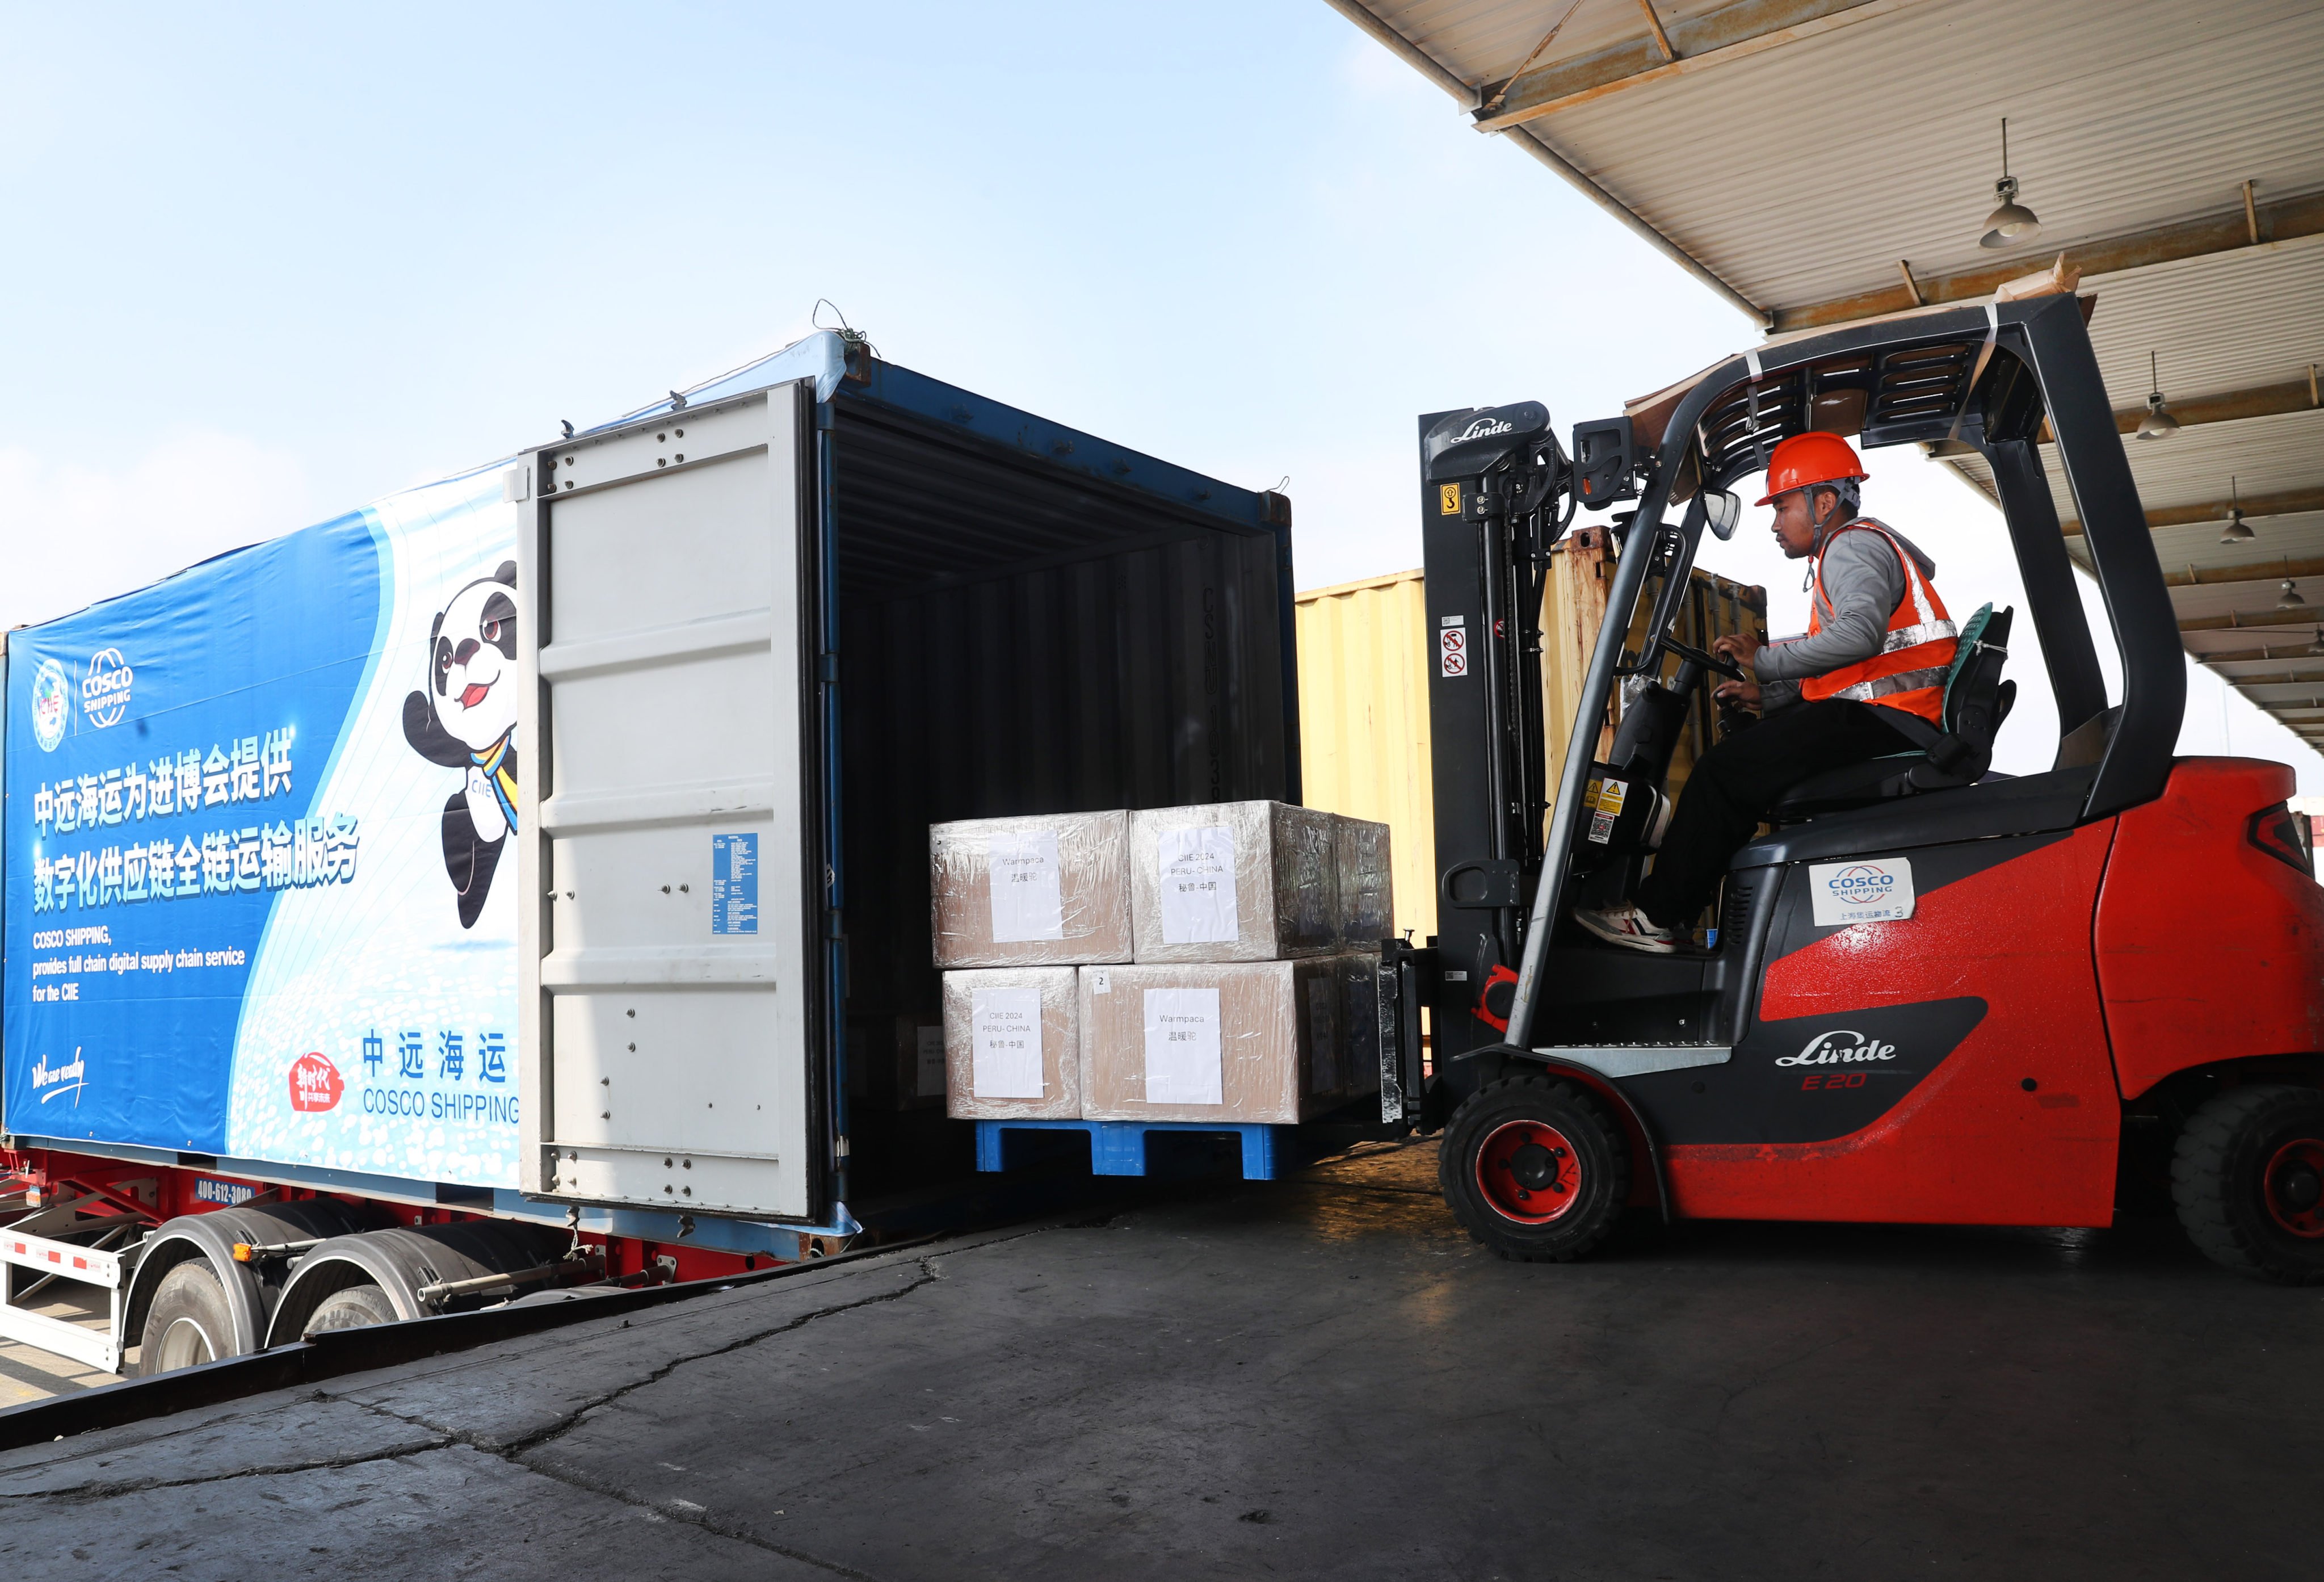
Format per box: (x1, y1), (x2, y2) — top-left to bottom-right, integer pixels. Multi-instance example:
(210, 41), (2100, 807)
(2082, 235), (2324, 406)
(1533, 0), (2324, 313)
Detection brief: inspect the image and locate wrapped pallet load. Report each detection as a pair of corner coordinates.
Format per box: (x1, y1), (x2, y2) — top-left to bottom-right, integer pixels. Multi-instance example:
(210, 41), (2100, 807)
(1078, 954), (1381, 1124)
(1333, 815), (1394, 946)
(930, 811), (1132, 968)
(942, 966), (1081, 1120)
(1129, 801), (1340, 963)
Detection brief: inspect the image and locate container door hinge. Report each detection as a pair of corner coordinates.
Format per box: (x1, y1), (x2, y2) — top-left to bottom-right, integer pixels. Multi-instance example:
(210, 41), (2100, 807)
(818, 652), (840, 683)
(833, 1135), (851, 1160)
(813, 404), (838, 431)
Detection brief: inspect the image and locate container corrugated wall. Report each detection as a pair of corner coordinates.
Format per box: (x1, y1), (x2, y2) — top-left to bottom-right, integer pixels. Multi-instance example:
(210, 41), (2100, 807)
(1295, 569), (1437, 943)
(1294, 547), (1763, 948)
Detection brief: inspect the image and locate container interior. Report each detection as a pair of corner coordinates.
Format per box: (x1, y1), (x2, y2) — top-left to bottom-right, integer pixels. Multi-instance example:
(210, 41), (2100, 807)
(827, 388), (1294, 1201)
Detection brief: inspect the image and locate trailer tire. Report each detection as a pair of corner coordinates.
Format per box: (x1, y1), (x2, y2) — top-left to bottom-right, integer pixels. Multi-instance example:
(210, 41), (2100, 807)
(136, 1261), (235, 1376)
(2173, 1083), (2324, 1286)
(1439, 1076), (1627, 1262)
(304, 1283), (401, 1333)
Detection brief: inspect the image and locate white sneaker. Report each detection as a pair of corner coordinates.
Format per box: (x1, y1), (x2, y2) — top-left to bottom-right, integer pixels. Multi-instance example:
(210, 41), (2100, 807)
(1574, 904), (1678, 955)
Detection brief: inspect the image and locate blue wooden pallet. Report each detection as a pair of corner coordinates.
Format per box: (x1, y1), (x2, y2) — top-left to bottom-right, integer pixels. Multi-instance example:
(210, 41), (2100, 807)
(973, 1118), (1293, 1181)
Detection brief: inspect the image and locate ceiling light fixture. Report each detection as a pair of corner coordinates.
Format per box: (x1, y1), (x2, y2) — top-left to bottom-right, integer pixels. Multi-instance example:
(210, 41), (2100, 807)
(1980, 118), (2041, 249)
(2136, 351), (2180, 439)
(2220, 476), (2255, 543)
(2279, 580), (2306, 610)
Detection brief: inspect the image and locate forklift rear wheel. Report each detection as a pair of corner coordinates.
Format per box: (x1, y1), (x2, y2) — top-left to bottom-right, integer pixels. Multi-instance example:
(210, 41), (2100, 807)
(1440, 1076), (1627, 1262)
(2172, 1083), (2324, 1286)
(136, 1261), (235, 1376)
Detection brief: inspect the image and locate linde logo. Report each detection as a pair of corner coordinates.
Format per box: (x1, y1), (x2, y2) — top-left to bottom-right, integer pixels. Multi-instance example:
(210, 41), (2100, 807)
(30, 659), (69, 752)
(30, 1048), (87, 1105)
(1775, 1030), (1900, 1068)
(81, 648), (133, 729)
(1453, 416), (1514, 443)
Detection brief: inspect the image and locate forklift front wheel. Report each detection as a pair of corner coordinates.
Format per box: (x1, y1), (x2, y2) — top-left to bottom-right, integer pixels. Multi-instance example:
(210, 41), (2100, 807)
(2172, 1083), (2324, 1286)
(1440, 1076), (1627, 1262)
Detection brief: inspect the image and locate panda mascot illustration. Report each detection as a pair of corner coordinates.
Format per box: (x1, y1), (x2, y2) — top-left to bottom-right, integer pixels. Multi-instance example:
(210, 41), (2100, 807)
(403, 561), (519, 929)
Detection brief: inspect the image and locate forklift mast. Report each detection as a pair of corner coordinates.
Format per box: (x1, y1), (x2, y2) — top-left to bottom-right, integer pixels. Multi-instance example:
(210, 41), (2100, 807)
(1417, 403), (1574, 1065)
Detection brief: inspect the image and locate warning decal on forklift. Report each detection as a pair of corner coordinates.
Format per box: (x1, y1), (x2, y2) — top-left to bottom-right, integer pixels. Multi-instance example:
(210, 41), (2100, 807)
(1439, 483), (1460, 515)
(1808, 857), (1915, 927)
(1586, 777), (1627, 845)
(1439, 620), (1468, 678)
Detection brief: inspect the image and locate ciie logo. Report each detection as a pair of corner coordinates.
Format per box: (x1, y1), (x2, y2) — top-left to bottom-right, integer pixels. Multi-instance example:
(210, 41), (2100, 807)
(30, 659), (69, 752)
(30, 1047), (87, 1106)
(81, 648), (133, 729)
(288, 1051), (345, 1113)
(1454, 416), (1515, 443)
(1823, 862), (1897, 900)
(1775, 1030), (1901, 1068)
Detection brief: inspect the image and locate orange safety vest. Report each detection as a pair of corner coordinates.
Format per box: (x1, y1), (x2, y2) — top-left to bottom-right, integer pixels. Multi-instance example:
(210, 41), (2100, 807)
(1798, 518), (1958, 724)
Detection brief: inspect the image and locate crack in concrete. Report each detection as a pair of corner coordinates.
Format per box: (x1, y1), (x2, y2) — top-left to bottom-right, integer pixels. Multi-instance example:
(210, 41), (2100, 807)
(0, 1433), (451, 1505)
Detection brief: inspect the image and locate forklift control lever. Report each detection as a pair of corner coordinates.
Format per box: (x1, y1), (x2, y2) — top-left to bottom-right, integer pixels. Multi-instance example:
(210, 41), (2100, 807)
(1660, 636), (1746, 683)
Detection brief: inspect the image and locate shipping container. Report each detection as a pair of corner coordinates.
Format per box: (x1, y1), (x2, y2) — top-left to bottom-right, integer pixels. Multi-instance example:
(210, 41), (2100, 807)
(0, 330), (1298, 1374)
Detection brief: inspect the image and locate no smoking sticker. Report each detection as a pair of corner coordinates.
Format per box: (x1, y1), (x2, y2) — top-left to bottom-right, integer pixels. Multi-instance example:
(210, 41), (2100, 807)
(1439, 624), (1468, 678)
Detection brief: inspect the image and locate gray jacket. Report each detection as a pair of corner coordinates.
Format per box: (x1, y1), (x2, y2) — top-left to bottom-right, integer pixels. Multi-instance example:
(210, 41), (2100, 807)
(1751, 519), (1938, 712)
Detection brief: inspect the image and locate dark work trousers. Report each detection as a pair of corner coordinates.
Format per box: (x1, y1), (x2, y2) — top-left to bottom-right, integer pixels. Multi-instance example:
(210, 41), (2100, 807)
(1633, 699), (1917, 929)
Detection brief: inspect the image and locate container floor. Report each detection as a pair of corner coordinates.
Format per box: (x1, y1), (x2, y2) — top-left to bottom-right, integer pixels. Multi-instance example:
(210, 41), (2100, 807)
(5, 1142), (2314, 1581)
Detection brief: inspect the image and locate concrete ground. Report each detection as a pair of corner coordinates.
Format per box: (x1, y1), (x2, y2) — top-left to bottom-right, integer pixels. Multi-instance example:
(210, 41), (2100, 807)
(4, 1140), (2318, 1581)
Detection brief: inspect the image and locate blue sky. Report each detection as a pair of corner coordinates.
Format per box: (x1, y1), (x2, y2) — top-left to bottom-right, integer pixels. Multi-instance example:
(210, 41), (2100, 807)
(2, 2), (2312, 785)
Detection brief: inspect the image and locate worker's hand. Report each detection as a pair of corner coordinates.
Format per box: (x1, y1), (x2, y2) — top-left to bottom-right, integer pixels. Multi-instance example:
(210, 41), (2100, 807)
(1713, 678), (1761, 708)
(1711, 631), (1762, 670)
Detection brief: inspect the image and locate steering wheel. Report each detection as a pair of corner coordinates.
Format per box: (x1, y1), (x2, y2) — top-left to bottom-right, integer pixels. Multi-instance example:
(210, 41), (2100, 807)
(1661, 636), (1746, 683)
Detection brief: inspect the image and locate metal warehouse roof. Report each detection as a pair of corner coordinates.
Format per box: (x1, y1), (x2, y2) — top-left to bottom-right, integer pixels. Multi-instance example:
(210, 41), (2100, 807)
(1326, 0), (2324, 747)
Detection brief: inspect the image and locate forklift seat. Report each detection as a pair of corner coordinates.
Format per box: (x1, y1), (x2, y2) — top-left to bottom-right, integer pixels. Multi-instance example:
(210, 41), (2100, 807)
(1767, 605), (2016, 819)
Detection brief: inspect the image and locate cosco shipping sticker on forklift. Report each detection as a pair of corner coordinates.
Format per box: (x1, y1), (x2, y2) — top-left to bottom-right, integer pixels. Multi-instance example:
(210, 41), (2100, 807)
(3, 471), (524, 1189)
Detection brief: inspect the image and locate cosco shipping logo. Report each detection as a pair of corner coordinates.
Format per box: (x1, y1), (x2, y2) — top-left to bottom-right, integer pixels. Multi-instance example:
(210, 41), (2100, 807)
(82, 648), (134, 729)
(1823, 863), (1897, 900)
(30, 659), (69, 752)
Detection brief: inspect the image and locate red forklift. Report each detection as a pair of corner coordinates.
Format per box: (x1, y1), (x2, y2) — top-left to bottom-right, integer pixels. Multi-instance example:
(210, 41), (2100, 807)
(1390, 292), (2324, 1283)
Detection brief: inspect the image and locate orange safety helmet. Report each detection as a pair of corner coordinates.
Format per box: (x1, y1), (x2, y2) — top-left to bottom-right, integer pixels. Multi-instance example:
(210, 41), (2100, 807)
(1755, 431), (1869, 506)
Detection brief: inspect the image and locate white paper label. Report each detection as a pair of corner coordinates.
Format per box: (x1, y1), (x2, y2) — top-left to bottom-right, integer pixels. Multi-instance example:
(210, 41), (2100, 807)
(1089, 967), (1112, 994)
(970, 987), (1045, 1099)
(1808, 857), (1917, 927)
(1142, 987), (1222, 1106)
(1157, 825), (1239, 945)
(914, 1025), (947, 1098)
(986, 830), (1065, 943)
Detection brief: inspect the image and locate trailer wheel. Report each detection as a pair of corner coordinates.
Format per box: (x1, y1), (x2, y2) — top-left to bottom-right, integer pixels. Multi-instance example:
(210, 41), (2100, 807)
(1439, 1076), (1627, 1262)
(2173, 1083), (2324, 1286)
(136, 1261), (234, 1376)
(305, 1284), (400, 1333)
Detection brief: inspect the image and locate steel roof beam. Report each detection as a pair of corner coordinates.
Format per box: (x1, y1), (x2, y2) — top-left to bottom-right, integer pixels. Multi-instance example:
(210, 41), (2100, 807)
(1472, 0), (1934, 133)
(2164, 557), (2324, 590)
(2059, 484), (2324, 538)
(2180, 605), (2324, 635)
(1776, 191), (2324, 334)
(1321, 0), (1770, 325)
(2103, 375), (2324, 438)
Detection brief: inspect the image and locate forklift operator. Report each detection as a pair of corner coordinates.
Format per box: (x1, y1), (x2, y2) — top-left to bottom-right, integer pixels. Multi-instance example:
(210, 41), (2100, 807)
(1578, 431), (1957, 954)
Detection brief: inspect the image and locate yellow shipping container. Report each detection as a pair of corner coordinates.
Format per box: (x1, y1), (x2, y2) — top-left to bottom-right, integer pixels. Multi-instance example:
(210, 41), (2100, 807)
(1295, 543), (1763, 947)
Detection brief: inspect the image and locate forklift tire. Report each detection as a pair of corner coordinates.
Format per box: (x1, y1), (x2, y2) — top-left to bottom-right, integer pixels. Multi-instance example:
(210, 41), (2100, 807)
(1439, 1076), (1628, 1262)
(136, 1260), (236, 1376)
(2172, 1083), (2324, 1286)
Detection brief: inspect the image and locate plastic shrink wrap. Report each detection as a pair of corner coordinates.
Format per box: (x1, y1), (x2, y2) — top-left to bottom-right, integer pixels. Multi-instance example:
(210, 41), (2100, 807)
(1078, 954), (1380, 1124)
(1128, 801), (1339, 963)
(1333, 815), (1394, 946)
(847, 1014), (947, 1111)
(930, 812), (1132, 969)
(942, 967), (1082, 1120)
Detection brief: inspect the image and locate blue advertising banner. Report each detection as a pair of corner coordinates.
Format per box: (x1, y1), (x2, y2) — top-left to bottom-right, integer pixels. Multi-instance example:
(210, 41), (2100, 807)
(5, 471), (524, 1188)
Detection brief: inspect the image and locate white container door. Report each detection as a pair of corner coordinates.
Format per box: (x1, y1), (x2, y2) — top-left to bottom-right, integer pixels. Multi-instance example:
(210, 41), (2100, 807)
(516, 382), (825, 1222)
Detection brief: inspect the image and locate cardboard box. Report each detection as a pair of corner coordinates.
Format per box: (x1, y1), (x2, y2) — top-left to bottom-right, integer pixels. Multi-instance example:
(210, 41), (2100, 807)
(847, 1014), (947, 1111)
(942, 966), (1081, 1120)
(1334, 815), (1394, 947)
(1077, 955), (1380, 1124)
(930, 812), (1132, 968)
(1128, 802), (1339, 963)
